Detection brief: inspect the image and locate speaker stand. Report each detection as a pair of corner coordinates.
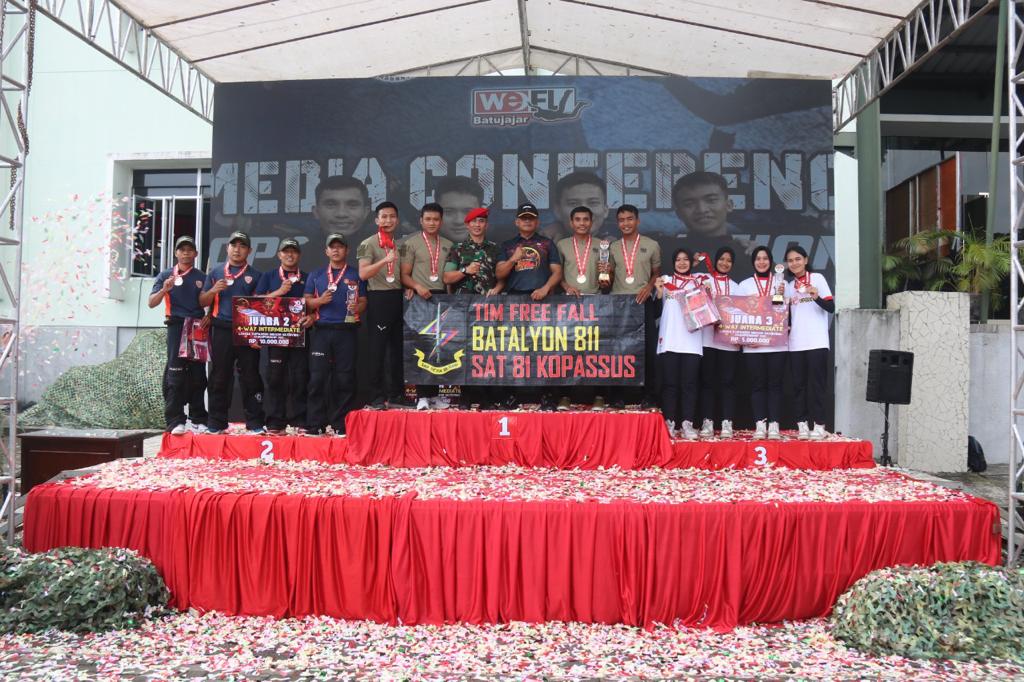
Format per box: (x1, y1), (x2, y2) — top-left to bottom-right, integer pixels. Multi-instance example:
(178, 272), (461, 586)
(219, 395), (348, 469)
(880, 402), (892, 467)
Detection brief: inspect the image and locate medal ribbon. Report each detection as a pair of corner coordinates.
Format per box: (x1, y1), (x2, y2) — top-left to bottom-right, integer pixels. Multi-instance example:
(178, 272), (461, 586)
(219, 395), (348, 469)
(754, 273), (771, 297)
(421, 231), (441, 279)
(173, 265), (193, 280)
(670, 274), (696, 289)
(572, 235), (593, 280)
(327, 266), (345, 290)
(711, 273), (730, 295)
(378, 230), (396, 279)
(279, 266), (298, 284)
(795, 272), (812, 290)
(621, 235), (641, 280)
(224, 262), (248, 281)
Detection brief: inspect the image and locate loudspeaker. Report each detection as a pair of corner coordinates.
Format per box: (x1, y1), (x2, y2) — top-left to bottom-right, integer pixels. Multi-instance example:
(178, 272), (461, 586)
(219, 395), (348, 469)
(866, 350), (913, 405)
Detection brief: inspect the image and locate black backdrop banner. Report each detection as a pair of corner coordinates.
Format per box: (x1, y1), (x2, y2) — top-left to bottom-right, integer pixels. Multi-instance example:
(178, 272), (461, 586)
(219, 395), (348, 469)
(403, 295), (644, 386)
(210, 77), (834, 286)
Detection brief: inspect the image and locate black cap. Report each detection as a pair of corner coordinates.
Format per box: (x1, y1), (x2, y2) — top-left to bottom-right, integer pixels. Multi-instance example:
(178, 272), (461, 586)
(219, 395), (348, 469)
(279, 238), (301, 252)
(325, 232), (348, 247)
(174, 235), (196, 249)
(516, 203), (539, 218)
(228, 231), (251, 246)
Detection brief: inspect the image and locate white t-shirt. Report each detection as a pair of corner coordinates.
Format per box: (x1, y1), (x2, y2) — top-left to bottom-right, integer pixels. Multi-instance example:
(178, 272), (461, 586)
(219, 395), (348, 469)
(696, 273), (740, 352)
(786, 272), (832, 352)
(656, 276), (704, 356)
(735, 275), (788, 355)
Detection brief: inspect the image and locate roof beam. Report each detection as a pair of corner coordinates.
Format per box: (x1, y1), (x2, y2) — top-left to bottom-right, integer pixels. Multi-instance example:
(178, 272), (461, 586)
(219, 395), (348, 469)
(518, 0), (531, 74)
(832, 0), (997, 132)
(35, 0), (214, 122)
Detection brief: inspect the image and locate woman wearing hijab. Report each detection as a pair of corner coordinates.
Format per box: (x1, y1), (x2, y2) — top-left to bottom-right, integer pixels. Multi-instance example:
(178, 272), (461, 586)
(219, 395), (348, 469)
(736, 246), (787, 440)
(654, 248), (704, 440)
(696, 246), (741, 439)
(785, 245), (834, 440)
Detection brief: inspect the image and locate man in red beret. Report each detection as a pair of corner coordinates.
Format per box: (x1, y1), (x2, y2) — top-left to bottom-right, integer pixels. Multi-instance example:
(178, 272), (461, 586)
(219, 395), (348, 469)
(443, 205), (503, 409)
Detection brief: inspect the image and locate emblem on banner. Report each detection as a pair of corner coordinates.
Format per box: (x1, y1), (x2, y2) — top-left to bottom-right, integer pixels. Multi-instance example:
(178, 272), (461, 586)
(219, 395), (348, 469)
(471, 87), (590, 127)
(413, 348), (465, 375)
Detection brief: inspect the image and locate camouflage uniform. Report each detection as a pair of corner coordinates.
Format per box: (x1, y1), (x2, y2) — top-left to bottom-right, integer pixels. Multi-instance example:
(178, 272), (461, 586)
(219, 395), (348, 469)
(444, 239), (501, 295)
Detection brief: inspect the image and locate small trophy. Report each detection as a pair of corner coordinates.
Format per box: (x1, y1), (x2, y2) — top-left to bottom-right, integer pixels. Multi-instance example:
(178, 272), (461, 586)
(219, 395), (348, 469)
(771, 264), (786, 305)
(345, 283), (358, 323)
(598, 240), (611, 286)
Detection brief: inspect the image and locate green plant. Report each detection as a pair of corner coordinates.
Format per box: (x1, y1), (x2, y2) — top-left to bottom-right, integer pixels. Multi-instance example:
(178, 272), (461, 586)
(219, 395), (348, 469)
(831, 561), (1024, 662)
(882, 229), (1011, 318)
(0, 545), (170, 634)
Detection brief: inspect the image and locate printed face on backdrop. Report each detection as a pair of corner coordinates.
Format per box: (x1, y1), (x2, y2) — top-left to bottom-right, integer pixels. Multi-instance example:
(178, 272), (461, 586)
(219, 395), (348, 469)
(313, 187), (370, 237)
(556, 183), (607, 231)
(675, 183), (731, 237)
(439, 191), (479, 243)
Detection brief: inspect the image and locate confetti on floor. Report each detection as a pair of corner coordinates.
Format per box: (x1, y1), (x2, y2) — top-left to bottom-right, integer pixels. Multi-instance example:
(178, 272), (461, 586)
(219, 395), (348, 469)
(0, 611), (1020, 681)
(57, 457), (976, 505)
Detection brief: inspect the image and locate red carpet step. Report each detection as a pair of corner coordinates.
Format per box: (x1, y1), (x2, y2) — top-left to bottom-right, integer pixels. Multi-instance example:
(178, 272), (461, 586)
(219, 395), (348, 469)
(160, 409), (874, 470)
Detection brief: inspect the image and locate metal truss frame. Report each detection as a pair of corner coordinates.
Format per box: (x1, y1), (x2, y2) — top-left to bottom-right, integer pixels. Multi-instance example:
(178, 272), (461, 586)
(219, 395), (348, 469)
(383, 46), (668, 78)
(35, 0), (213, 122)
(0, 0), (32, 541)
(833, 0), (995, 132)
(1008, 0), (1024, 566)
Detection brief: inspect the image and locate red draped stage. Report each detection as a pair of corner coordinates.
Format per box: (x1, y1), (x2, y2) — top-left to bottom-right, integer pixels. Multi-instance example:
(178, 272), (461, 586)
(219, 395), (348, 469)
(159, 410), (874, 470)
(24, 466), (999, 630)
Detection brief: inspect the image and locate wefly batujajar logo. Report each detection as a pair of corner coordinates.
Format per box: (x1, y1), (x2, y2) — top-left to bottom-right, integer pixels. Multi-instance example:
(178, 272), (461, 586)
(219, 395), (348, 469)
(471, 87), (590, 127)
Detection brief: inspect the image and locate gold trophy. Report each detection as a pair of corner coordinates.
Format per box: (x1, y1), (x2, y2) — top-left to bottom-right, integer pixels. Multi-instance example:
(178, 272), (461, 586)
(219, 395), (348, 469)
(598, 240), (611, 286)
(772, 263), (786, 305)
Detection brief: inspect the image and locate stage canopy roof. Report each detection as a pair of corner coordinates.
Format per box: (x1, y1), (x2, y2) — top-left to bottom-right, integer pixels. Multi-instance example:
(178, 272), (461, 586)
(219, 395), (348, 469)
(118, 0), (925, 82)
(44, 0), (997, 128)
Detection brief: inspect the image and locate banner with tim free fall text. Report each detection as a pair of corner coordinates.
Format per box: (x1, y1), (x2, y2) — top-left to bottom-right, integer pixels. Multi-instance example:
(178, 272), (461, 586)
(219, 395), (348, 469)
(403, 295), (644, 386)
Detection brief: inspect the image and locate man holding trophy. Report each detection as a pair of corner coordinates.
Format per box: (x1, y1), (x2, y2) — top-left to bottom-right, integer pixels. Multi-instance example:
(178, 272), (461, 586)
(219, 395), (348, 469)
(304, 233), (367, 436)
(556, 205), (610, 410)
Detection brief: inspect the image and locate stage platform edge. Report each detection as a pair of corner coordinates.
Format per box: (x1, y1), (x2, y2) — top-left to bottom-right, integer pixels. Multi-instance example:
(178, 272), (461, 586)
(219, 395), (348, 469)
(161, 409), (874, 471)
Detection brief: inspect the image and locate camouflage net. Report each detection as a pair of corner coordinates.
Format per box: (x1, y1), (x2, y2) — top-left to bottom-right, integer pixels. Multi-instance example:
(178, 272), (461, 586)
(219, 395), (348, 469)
(21, 329), (166, 429)
(831, 561), (1024, 662)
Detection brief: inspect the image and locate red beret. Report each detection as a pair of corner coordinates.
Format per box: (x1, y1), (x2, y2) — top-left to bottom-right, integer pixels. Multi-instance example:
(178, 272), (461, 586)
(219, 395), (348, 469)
(464, 207), (489, 224)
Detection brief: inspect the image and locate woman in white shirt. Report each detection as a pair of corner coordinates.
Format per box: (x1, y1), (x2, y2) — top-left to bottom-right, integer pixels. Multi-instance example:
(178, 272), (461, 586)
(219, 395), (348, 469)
(736, 246), (787, 440)
(785, 246), (834, 440)
(696, 246), (741, 439)
(654, 248), (704, 440)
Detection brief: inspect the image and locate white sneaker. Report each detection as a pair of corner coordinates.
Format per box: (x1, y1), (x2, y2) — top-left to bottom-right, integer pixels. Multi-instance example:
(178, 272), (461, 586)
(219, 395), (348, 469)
(797, 421), (810, 440)
(430, 396), (450, 410)
(416, 397), (431, 411)
(767, 421), (781, 440)
(753, 419), (767, 440)
(720, 420), (734, 439)
(680, 420), (698, 441)
(810, 423), (828, 440)
(698, 419), (714, 440)
(189, 423), (208, 434)
(170, 423), (188, 436)
(664, 418), (677, 439)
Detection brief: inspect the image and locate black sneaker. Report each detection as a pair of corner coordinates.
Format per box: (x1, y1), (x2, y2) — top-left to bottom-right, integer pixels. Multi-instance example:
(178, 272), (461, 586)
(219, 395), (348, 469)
(611, 398), (626, 410)
(387, 396), (415, 409)
(367, 397), (386, 410)
(640, 397), (658, 411)
(540, 394), (558, 412)
(501, 394), (519, 410)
